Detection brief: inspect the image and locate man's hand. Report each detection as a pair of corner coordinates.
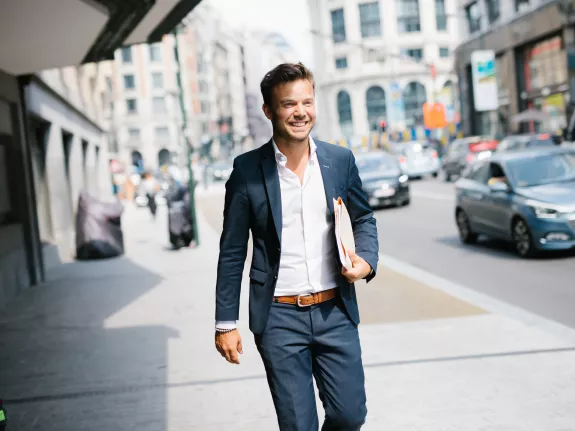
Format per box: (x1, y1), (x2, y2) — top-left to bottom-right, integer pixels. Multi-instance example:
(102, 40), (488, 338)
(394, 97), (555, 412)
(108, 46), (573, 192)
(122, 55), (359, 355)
(342, 249), (372, 283)
(215, 329), (243, 364)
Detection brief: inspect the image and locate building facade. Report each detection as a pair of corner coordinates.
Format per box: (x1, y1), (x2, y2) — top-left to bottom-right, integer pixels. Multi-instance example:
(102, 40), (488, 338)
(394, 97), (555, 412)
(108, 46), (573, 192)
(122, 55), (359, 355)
(242, 31), (301, 147)
(308, 0), (460, 144)
(0, 0), (204, 309)
(455, 0), (575, 136)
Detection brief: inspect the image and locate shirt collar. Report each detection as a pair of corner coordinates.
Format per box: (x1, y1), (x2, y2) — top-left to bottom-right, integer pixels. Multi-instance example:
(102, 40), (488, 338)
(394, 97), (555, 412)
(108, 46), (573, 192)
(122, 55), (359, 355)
(272, 137), (317, 165)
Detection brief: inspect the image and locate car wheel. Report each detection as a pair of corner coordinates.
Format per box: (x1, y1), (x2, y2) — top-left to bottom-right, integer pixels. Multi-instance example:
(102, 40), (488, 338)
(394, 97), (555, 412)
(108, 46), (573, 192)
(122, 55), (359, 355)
(456, 209), (478, 244)
(512, 218), (536, 258)
(444, 172), (452, 182)
(432, 171), (438, 178)
(403, 198), (411, 206)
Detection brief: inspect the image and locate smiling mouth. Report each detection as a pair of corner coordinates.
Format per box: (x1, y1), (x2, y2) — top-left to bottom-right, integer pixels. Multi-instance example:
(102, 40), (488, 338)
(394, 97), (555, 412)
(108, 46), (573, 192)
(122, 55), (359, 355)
(290, 121), (308, 128)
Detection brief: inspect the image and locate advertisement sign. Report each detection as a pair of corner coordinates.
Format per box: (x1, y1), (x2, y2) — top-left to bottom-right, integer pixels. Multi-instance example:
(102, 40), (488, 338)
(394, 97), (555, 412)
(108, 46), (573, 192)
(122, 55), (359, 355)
(471, 50), (499, 112)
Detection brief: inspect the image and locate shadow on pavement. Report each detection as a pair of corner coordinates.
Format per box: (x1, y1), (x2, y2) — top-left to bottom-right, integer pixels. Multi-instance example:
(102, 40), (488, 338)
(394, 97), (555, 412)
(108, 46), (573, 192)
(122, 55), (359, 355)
(0, 256), (177, 431)
(436, 235), (575, 261)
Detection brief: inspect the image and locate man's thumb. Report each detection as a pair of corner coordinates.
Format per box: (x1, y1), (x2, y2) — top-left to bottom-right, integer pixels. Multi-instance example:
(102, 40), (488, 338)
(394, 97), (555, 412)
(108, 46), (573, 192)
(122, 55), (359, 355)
(237, 339), (243, 354)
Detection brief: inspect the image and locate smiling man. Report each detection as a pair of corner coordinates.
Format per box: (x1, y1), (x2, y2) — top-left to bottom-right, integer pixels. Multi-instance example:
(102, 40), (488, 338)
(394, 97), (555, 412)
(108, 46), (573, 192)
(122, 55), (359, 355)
(214, 63), (379, 430)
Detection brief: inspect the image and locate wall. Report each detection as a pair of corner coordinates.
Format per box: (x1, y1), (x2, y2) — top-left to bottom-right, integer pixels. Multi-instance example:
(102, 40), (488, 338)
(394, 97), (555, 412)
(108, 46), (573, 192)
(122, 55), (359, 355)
(0, 69), (42, 310)
(25, 78), (109, 266)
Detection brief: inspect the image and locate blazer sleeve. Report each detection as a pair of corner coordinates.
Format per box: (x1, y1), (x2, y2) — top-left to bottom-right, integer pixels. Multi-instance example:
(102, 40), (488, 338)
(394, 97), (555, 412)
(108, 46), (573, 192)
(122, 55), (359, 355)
(346, 151), (379, 282)
(215, 159), (250, 321)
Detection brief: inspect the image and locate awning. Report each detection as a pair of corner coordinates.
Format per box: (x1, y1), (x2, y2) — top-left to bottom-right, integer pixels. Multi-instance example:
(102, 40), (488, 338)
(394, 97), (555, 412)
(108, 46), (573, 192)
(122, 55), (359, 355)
(0, 0), (203, 76)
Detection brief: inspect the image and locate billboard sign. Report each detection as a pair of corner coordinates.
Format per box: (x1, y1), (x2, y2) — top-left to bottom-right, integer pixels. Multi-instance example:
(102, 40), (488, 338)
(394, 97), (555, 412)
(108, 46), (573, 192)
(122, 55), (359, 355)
(471, 50), (499, 112)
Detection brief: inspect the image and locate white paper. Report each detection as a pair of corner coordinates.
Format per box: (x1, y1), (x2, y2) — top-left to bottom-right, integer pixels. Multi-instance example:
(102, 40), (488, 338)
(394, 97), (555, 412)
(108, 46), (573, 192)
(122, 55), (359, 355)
(333, 197), (354, 270)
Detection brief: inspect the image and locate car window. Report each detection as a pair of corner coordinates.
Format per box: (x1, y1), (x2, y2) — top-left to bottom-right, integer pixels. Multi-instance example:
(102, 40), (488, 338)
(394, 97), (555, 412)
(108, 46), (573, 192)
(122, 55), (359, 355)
(464, 162), (491, 184)
(506, 152), (575, 187)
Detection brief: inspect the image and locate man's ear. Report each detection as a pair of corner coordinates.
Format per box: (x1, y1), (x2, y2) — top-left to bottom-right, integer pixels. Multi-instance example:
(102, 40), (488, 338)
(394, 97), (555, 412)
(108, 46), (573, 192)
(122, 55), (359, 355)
(262, 103), (273, 121)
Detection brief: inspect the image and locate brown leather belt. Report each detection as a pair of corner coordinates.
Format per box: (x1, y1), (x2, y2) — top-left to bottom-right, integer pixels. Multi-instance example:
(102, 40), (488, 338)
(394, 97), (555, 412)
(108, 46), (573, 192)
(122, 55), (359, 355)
(273, 288), (338, 307)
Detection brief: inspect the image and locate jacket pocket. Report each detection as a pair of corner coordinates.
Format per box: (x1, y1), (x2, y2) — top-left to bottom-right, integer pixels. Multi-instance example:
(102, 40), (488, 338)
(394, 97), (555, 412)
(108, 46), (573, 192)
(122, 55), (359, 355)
(249, 267), (268, 285)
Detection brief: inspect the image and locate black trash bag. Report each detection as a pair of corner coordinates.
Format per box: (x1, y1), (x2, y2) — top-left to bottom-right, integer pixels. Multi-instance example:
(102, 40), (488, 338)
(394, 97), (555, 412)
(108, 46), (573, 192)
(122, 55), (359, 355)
(167, 186), (194, 248)
(76, 191), (125, 260)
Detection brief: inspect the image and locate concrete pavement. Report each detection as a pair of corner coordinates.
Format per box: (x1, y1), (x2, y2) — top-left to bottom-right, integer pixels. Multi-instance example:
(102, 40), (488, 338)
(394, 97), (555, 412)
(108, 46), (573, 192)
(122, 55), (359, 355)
(1, 193), (575, 430)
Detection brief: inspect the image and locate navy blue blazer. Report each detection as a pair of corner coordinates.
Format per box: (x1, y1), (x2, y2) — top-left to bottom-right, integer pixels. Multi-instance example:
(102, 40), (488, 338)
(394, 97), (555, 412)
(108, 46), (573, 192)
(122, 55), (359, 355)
(215, 139), (379, 334)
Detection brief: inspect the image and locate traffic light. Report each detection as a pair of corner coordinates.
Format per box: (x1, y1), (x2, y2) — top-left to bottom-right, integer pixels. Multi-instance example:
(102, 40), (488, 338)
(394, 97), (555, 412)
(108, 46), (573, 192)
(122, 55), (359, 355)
(379, 120), (387, 133)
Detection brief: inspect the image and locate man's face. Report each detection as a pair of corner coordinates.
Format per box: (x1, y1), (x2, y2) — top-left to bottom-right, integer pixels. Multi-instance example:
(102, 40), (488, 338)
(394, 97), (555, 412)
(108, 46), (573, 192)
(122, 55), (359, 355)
(263, 79), (316, 142)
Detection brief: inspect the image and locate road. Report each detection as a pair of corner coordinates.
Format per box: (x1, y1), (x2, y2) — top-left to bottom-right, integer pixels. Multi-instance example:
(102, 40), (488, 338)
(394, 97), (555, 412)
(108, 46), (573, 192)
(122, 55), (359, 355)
(378, 178), (575, 329)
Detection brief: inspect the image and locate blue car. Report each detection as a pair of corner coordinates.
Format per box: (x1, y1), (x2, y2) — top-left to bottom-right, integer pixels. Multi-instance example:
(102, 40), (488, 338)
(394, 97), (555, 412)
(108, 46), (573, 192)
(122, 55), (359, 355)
(455, 147), (575, 257)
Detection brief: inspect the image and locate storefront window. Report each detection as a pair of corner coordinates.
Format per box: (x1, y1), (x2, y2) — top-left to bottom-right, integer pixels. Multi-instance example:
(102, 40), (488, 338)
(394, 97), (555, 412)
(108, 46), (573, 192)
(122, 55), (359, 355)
(526, 36), (565, 91)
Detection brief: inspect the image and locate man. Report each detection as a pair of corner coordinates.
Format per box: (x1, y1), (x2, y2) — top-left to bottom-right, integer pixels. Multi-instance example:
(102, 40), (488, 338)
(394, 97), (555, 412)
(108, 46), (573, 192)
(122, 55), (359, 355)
(214, 63), (379, 430)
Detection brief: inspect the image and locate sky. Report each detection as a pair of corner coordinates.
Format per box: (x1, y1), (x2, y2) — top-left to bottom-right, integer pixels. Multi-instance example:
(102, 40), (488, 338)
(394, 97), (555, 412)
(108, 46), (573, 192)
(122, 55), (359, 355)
(206, 0), (314, 67)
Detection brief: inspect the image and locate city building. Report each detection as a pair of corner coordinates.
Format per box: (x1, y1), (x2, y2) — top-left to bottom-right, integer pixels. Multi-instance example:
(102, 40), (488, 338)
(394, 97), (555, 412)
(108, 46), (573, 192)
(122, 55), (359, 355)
(307, 0), (461, 144)
(455, 0), (575, 136)
(242, 31), (300, 147)
(0, 0), (204, 309)
(109, 3), (250, 171)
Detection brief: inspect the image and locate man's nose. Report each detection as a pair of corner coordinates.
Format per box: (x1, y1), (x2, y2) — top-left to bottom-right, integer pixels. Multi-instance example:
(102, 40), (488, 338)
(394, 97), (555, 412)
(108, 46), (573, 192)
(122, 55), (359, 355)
(295, 104), (306, 117)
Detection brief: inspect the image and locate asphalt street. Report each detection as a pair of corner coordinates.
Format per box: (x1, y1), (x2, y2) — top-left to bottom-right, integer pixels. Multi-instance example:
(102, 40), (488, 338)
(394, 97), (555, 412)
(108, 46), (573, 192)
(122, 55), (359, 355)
(378, 177), (575, 329)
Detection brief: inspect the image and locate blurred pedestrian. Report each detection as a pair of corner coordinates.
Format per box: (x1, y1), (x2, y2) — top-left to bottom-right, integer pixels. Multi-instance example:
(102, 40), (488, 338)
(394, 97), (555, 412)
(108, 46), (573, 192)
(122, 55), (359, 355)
(141, 172), (160, 219)
(214, 63), (379, 430)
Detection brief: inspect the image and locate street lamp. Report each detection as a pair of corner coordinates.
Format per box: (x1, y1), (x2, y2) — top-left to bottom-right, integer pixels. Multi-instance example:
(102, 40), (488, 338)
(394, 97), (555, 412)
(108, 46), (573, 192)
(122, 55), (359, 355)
(172, 24), (200, 246)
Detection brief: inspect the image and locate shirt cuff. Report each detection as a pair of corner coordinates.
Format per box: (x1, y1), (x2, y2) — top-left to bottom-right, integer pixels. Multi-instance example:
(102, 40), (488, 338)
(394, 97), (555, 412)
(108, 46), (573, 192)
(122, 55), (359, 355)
(215, 321), (237, 331)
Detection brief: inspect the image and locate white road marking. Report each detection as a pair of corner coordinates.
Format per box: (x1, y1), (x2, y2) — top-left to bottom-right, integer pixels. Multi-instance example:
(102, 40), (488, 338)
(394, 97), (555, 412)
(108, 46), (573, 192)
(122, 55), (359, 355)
(411, 191), (455, 201)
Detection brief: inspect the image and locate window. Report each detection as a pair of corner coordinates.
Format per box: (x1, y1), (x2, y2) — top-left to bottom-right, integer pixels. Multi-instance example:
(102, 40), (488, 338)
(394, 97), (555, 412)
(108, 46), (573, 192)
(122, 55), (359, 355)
(359, 2), (381, 38)
(466, 2), (481, 33)
(126, 99), (137, 114)
(516, 0), (530, 12)
(121, 46), (132, 64)
(331, 9), (347, 43)
(152, 96), (166, 113)
(201, 101), (210, 114)
(401, 48), (423, 62)
(337, 90), (353, 136)
(199, 80), (209, 93)
(485, 0), (500, 24)
(435, 0), (447, 31)
(465, 162), (491, 183)
(155, 126), (170, 139)
(201, 122), (210, 134)
(397, 0), (421, 33)
(366, 86), (386, 130)
(149, 44), (162, 62)
(335, 57), (348, 69)
(128, 127), (140, 139)
(151, 72), (163, 89)
(105, 77), (113, 92)
(123, 74), (135, 90)
(403, 82), (427, 125)
(439, 47), (450, 58)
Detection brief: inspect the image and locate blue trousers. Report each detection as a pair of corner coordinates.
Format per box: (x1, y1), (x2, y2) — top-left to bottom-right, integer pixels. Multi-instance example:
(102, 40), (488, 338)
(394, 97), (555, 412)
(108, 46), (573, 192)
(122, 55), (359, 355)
(254, 297), (367, 431)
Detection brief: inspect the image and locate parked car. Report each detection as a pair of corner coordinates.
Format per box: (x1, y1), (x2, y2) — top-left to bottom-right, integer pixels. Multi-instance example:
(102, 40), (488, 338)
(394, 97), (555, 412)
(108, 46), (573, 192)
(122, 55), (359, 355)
(355, 151), (410, 208)
(497, 133), (556, 152)
(211, 161), (233, 182)
(443, 136), (498, 182)
(454, 147), (575, 257)
(389, 140), (441, 179)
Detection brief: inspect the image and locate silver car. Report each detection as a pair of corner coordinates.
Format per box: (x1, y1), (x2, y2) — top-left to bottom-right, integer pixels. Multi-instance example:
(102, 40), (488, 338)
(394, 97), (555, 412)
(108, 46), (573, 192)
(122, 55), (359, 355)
(390, 140), (441, 179)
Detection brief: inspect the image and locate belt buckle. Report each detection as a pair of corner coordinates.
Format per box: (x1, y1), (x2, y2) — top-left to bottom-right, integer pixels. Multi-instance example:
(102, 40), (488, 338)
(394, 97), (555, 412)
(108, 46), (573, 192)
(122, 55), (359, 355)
(297, 293), (313, 307)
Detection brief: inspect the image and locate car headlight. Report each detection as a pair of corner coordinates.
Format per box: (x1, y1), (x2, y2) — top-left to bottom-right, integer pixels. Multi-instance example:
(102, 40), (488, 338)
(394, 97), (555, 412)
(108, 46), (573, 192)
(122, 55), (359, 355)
(526, 200), (566, 219)
(399, 174), (408, 183)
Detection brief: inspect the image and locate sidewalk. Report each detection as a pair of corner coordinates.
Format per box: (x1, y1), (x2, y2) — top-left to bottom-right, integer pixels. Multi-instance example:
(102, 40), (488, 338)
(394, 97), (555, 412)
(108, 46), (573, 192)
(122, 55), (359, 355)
(1, 195), (575, 430)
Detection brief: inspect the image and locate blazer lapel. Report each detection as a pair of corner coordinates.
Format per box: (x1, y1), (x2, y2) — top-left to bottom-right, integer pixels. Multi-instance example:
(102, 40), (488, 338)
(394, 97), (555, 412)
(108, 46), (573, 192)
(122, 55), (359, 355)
(316, 141), (336, 216)
(260, 141), (282, 242)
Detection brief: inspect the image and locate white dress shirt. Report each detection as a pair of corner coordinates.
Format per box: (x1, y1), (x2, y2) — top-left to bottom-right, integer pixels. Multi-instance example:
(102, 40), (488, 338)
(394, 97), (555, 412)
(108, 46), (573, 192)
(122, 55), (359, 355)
(216, 138), (339, 330)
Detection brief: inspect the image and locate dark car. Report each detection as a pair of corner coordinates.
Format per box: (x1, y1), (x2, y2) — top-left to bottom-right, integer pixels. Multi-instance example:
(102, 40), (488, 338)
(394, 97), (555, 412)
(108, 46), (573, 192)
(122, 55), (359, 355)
(443, 136), (499, 182)
(355, 151), (410, 208)
(497, 134), (556, 152)
(455, 147), (575, 257)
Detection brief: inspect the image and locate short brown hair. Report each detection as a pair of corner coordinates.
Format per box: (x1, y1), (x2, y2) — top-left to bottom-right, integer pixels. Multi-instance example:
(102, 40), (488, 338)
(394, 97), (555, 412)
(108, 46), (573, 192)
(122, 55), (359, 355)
(260, 62), (315, 107)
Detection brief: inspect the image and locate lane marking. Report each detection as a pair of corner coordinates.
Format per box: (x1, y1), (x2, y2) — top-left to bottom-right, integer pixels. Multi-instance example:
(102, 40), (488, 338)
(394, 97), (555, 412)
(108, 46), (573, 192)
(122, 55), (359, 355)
(411, 191), (454, 201)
